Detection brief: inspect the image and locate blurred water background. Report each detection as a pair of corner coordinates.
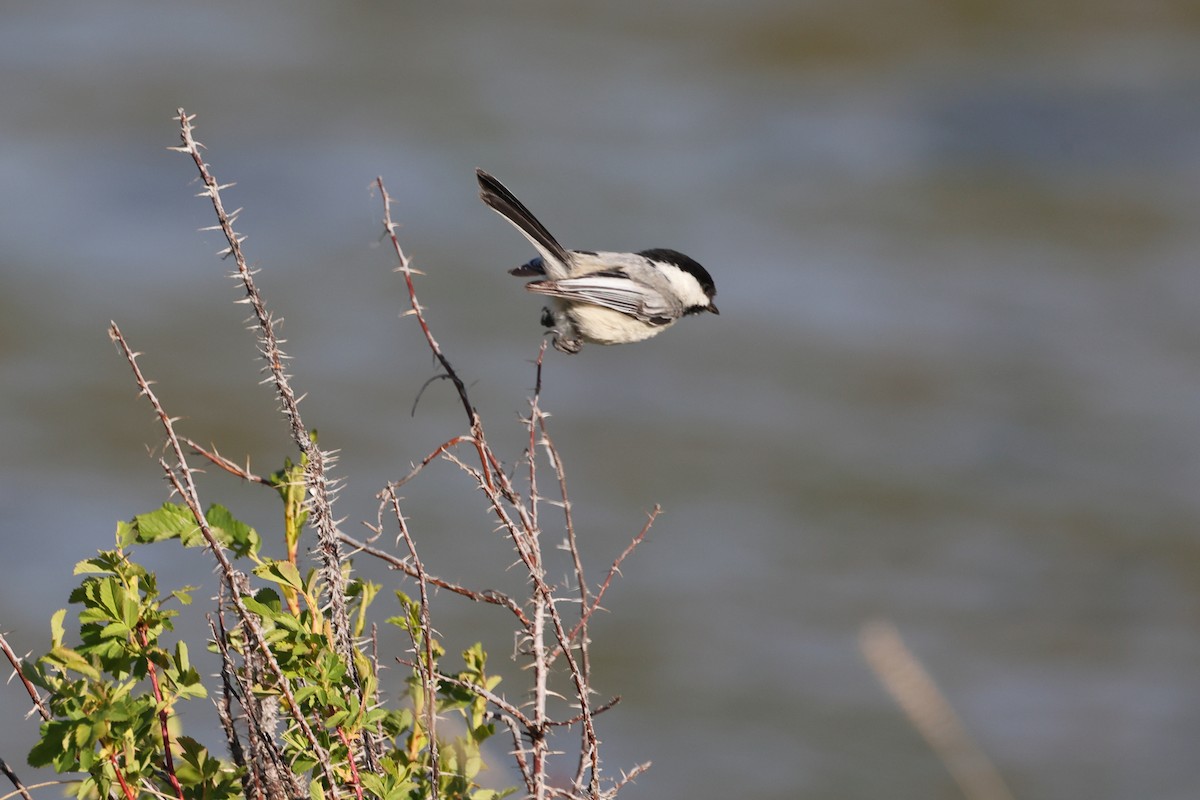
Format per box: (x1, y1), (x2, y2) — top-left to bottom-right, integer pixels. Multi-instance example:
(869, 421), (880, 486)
(2, 2), (1199, 798)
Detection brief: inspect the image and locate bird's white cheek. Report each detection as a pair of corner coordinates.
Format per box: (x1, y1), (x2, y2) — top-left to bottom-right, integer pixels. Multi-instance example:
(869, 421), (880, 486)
(568, 306), (671, 345)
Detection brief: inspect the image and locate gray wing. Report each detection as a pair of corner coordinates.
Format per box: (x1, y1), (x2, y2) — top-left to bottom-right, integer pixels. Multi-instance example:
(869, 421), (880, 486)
(525, 273), (677, 325)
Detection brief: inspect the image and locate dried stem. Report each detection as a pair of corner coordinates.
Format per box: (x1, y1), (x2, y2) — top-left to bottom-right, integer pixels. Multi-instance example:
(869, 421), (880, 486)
(860, 620), (1017, 800)
(382, 486), (441, 793)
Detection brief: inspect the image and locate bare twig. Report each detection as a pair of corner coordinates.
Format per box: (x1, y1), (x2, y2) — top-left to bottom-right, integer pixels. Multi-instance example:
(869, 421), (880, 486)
(0, 634), (49, 721)
(526, 341), (549, 535)
(535, 578), (600, 799)
(339, 532), (529, 626)
(493, 711), (535, 796)
(0, 756), (35, 800)
(186, 439), (271, 485)
(108, 755), (137, 800)
(606, 761), (652, 797)
(382, 486), (441, 793)
(574, 507), (658, 645)
(210, 594), (299, 800)
(414, 669), (531, 729)
(391, 435), (479, 490)
(333, 728), (365, 800)
(525, 341), (599, 795)
(545, 695), (622, 728)
(206, 615), (247, 781)
(375, 177), (476, 430)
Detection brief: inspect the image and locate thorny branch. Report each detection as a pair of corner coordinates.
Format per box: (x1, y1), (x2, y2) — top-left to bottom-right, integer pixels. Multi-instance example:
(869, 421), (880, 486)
(170, 111), (369, 732)
(0, 633), (50, 722)
(0, 637), (51, 800)
(108, 322), (343, 797)
(371, 176), (656, 799)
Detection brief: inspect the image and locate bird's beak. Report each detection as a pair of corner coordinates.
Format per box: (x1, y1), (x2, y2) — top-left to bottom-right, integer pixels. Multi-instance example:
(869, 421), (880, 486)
(709, 303), (720, 315)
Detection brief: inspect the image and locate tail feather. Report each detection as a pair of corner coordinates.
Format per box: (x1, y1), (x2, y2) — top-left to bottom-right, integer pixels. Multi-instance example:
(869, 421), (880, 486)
(477, 169), (571, 278)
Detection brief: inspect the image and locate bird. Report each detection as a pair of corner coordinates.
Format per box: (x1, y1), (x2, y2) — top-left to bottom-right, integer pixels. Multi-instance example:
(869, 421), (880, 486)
(476, 168), (718, 354)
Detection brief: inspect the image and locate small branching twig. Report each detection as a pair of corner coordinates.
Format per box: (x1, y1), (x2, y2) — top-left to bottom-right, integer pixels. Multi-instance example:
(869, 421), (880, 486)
(383, 486), (442, 792)
(339, 531), (530, 626)
(185, 439), (271, 486)
(607, 762), (652, 798)
(375, 178), (486, 467)
(558, 507), (659, 661)
(206, 615), (246, 775)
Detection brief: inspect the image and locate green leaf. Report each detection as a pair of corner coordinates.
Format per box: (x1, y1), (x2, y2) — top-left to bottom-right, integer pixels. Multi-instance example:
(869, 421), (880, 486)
(206, 504), (262, 558)
(132, 502), (200, 544)
(50, 608), (67, 648)
(292, 685), (321, 705)
(115, 519), (137, 548)
(46, 645), (101, 680)
(241, 595), (278, 620)
(253, 560), (305, 592)
(27, 720), (69, 768)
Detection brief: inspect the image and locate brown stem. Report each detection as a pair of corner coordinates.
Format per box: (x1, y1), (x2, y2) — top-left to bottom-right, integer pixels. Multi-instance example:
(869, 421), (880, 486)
(136, 625), (185, 800)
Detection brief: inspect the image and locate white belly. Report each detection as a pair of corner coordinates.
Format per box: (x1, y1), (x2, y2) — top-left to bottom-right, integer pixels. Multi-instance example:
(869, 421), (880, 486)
(566, 304), (673, 345)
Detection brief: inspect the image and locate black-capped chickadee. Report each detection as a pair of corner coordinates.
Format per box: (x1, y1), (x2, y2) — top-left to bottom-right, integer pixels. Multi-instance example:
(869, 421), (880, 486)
(476, 169), (718, 354)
